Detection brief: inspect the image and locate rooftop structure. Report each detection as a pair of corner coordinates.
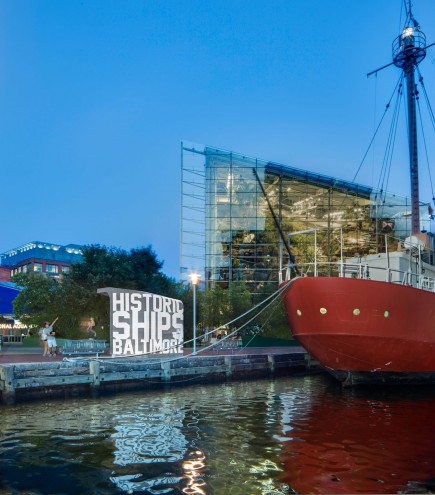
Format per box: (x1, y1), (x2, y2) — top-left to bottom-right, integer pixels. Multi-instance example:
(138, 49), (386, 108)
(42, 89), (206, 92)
(0, 241), (83, 279)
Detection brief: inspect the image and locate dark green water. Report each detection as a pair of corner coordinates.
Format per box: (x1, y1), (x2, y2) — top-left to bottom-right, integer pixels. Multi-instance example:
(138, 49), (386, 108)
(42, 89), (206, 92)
(1, 374), (435, 494)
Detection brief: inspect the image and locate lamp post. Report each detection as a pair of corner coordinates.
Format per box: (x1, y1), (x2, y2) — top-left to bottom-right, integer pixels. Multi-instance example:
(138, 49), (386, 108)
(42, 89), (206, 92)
(189, 273), (200, 355)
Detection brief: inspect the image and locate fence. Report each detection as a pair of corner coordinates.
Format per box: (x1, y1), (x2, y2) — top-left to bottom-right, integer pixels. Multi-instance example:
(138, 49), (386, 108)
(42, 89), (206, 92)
(1, 335), (25, 343)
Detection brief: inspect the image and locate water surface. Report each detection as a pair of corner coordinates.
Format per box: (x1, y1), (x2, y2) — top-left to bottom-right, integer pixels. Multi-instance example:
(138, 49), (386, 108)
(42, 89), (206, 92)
(1, 374), (435, 494)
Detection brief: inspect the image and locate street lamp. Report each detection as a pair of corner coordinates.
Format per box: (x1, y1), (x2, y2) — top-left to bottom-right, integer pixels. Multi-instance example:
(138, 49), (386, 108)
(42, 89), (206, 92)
(189, 273), (200, 355)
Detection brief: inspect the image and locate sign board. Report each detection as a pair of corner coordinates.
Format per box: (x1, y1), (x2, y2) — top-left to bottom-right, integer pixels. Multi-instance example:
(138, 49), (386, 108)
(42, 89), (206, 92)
(98, 287), (184, 357)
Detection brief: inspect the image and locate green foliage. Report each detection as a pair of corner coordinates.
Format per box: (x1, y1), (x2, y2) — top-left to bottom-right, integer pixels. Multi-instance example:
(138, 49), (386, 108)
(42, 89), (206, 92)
(251, 285), (290, 339)
(185, 282), (252, 341)
(200, 285), (230, 329)
(12, 244), (179, 340)
(12, 273), (58, 329)
(227, 281), (252, 325)
(197, 281), (291, 341)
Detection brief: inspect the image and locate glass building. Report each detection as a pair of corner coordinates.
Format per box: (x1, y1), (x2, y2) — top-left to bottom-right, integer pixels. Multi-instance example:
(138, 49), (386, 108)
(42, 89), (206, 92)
(181, 143), (433, 290)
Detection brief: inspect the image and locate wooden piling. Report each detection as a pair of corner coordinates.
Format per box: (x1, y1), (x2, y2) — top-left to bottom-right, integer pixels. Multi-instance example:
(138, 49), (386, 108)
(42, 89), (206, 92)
(0, 366), (16, 405)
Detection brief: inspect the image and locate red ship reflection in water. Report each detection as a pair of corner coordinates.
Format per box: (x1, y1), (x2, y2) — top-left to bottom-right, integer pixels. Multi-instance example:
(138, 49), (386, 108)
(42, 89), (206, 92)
(279, 382), (435, 494)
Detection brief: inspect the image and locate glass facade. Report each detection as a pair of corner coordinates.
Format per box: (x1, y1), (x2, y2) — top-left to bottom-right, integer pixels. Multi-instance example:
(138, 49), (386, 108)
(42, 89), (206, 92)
(181, 143), (432, 289)
(46, 264), (59, 274)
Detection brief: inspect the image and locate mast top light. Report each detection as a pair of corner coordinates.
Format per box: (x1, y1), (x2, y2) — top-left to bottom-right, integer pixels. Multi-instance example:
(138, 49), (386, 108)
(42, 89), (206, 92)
(393, 23), (426, 69)
(401, 27), (414, 39)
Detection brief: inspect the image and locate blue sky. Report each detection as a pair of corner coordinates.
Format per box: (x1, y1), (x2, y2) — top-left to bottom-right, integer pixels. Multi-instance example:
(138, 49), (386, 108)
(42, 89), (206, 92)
(2, 0), (435, 279)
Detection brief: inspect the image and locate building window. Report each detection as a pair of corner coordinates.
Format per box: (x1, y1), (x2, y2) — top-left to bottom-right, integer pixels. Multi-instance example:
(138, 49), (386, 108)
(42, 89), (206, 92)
(46, 264), (59, 274)
(22, 265), (27, 273)
(61, 266), (70, 274)
(34, 263), (42, 273)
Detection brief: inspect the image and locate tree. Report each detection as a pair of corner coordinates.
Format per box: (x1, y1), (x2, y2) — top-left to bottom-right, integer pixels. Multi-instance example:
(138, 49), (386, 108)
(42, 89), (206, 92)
(65, 244), (179, 339)
(197, 281), (253, 338)
(250, 284), (291, 340)
(12, 273), (58, 333)
(228, 281), (252, 325)
(12, 244), (180, 340)
(200, 285), (231, 330)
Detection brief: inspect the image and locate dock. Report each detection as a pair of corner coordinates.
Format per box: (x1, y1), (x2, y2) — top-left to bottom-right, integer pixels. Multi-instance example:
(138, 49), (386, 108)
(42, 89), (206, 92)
(0, 345), (321, 405)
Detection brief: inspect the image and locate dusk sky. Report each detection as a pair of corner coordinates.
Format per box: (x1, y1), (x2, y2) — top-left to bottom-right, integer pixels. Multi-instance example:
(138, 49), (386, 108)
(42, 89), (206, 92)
(2, 0), (435, 279)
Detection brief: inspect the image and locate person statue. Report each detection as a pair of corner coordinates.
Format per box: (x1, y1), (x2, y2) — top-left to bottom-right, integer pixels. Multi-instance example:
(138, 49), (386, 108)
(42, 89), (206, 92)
(86, 317), (96, 338)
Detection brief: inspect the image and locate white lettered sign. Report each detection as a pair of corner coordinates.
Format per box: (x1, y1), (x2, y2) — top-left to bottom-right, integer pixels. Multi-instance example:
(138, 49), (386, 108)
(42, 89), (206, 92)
(98, 287), (184, 356)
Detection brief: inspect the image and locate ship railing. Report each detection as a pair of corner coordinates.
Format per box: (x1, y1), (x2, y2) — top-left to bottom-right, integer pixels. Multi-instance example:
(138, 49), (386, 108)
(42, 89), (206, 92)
(283, 231), (435, 290)
(287, 261), (435, 293)
(420, 276), (435, 291)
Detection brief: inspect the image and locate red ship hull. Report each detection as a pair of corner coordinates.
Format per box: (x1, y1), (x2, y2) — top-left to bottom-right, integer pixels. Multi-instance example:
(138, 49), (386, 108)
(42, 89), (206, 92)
(281, 277), (435, 385)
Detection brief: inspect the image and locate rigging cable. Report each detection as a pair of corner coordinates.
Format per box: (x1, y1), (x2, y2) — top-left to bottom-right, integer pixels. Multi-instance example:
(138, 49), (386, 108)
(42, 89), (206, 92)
(376, 75), (404, 200)
(337, 75), (403, 222)
(352, 74), (403, 183)
(62, 281), (291, 364)
(415, 67), (435, 207)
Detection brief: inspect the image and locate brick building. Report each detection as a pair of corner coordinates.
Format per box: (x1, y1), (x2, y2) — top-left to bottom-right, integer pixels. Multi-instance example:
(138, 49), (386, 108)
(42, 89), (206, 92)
(0, 241), (83, 280)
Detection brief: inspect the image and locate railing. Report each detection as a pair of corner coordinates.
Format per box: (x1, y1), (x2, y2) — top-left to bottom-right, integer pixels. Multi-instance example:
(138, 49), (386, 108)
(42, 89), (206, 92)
(282, 231), (435, 292)
(212, 339), (242, 351)
(285, 260), (435, 293)
(1, 335), (25, 344)
(60, 339), (108, 356)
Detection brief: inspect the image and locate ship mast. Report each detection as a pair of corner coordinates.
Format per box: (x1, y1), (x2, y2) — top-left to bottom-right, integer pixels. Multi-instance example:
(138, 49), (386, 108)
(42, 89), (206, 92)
(392, 1), (427, 234)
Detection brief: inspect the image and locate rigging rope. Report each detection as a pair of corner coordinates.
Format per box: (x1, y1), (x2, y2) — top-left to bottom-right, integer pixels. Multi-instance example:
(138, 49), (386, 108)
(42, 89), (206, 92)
(416, 68), (435, 207)
(335, 75), (403, 229)
(352, 74), (403, 183)
(63, 280), (292, 364)
(416, 97), (434, 202)
(166, 280), (291, 363)
(376, 76), (403, 202)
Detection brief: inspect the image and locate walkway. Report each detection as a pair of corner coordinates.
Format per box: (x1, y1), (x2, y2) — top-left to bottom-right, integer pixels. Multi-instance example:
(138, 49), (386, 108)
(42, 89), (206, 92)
(0, 343), (305, 364)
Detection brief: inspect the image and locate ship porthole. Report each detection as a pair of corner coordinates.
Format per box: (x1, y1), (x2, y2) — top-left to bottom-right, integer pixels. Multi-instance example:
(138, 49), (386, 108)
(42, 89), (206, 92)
(384, 310), (389, 318)
(353, 308), (360, 316)
(320, 307), (327, 315)
(297, 309), (302, 316)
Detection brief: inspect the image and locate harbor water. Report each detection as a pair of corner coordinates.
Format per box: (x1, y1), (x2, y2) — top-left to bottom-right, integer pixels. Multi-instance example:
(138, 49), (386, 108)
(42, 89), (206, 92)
(1, 374), (435, 494)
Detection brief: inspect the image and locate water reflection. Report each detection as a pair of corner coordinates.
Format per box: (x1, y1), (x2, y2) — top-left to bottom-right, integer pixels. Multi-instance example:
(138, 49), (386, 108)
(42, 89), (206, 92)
(182, 450), (206, 494)
(0, 378), (294, 494)
(279, 379), (435, 494)
(0, 375), (434, 494)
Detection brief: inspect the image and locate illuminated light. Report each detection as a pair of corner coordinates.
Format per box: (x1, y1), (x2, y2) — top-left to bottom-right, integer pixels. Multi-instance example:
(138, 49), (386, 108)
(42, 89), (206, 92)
(297, 309), (302, 316)
(320, 308), (327, 315)
(402, 27), (414, 39)
(384, 310), (390, 318)
(353, 308), (360, 316)
(182, 451), (206, 495)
